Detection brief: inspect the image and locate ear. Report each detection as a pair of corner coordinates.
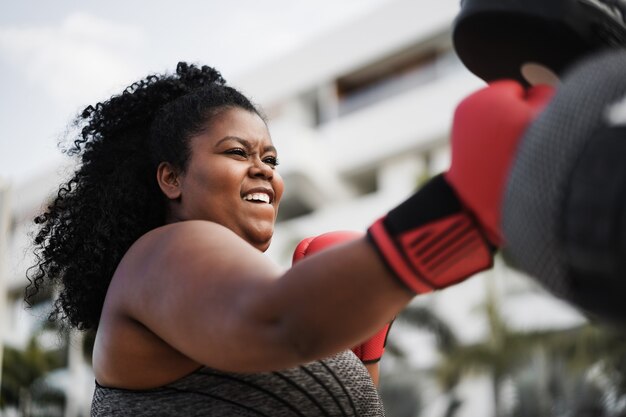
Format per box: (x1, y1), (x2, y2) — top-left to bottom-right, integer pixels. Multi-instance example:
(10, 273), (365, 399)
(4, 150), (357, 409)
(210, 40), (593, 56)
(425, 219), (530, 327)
(156, 162), (182, 200)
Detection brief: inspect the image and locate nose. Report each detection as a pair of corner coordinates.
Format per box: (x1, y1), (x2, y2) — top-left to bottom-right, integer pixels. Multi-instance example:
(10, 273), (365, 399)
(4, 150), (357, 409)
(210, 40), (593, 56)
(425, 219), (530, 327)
(249, 157), (273, 180)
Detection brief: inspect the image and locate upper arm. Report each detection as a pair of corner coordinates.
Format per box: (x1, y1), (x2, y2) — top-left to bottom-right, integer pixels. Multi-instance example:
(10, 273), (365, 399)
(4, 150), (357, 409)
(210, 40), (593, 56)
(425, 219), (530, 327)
(110, 221), (289, 372)
(106, 220), (411, 374)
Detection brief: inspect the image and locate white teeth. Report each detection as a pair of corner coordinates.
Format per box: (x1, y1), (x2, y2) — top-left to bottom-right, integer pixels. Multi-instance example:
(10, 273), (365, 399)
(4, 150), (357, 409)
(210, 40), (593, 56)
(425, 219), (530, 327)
(243, 193), (270, 203)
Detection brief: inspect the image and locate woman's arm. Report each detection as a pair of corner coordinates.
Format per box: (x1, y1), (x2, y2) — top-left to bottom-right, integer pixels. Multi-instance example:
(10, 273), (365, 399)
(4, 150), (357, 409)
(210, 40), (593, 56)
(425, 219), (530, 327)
(110, 220), (411, 373)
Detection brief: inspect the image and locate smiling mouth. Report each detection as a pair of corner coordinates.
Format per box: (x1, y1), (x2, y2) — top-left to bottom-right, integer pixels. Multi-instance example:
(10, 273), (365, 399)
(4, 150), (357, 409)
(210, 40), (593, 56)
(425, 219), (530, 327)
(243, 193), (271, 204)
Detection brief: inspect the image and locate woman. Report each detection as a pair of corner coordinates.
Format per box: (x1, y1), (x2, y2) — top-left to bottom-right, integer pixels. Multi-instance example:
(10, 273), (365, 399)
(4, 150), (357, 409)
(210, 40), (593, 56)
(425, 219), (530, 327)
(27, 62), (549, 416)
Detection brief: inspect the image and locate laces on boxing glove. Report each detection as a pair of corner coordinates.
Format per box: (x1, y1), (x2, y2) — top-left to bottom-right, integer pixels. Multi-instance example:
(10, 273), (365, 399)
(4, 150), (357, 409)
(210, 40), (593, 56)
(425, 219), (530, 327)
(367, 174), (495, 294)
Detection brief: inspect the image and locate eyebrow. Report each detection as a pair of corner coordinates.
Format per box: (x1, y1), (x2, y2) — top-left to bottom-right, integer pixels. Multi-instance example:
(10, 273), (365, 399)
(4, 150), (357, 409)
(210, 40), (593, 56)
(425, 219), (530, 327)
(215, 136), (277, 154)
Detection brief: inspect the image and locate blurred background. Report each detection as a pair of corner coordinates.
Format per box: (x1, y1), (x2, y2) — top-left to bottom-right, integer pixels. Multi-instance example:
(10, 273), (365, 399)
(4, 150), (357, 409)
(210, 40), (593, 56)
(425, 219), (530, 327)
(2, 1), (626, 416)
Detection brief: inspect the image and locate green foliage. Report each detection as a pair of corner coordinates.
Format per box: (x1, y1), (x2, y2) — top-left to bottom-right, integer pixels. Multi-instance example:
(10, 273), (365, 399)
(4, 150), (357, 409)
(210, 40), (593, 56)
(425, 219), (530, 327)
(1, 333), (67, 414)
(386, 279), (626, 417)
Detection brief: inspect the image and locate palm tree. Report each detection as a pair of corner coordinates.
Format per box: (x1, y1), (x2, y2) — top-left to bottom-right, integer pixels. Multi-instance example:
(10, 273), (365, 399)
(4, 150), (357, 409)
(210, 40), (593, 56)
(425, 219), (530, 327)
(1, 333), (67, 416)
(384, 264), (626, 417)
(0, 307), (78, 417)
(382, 303), (464, 417)
(433, 279), (626, 417)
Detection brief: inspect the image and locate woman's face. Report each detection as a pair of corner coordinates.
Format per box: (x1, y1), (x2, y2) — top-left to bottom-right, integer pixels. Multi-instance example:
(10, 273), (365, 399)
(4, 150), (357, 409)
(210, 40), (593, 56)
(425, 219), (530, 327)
(167, 107), (284, 251)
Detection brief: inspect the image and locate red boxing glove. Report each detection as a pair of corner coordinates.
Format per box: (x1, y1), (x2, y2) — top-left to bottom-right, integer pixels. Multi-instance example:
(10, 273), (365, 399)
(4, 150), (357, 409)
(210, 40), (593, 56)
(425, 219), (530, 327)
(292, 231), (393, 364)
(368, 81), (554, 294)
(350, 321), (393, 364)
(291, 231), (363, 264)
(445, 80), (554, 245)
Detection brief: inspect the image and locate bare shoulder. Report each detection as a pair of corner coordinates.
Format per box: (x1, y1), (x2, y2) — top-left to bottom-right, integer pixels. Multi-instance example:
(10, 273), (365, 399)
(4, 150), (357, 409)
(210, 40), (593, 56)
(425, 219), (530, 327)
(108, 220), (282, 313)
(128, 220), (239, 258)
(121, 220), (266, 276)
(95, 221), (255, 387)
(95, 220), (284, 382)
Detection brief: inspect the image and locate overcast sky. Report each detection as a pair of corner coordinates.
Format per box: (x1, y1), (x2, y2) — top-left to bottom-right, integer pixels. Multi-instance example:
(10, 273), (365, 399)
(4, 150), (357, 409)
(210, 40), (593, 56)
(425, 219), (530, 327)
(0, 0), (393, 186)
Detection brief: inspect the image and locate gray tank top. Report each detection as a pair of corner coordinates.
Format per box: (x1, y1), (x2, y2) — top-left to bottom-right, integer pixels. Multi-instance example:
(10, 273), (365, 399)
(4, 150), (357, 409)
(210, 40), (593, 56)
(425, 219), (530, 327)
(91, 350), (385, 416)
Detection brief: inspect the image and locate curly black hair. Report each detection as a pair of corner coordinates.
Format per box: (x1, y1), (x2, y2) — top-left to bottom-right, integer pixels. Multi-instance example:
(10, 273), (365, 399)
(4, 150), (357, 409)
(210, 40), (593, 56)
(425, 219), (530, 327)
(26, 62), (263, 331)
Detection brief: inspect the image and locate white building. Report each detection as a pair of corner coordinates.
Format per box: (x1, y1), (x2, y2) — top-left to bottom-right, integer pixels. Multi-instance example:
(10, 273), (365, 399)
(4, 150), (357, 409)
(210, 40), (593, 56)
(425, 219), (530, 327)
(1, 0), (586, 416)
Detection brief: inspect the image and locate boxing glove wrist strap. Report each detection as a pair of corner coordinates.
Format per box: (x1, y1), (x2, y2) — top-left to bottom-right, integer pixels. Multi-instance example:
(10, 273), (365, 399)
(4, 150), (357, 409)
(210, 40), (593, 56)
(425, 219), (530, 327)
(367, 174), (495, 294)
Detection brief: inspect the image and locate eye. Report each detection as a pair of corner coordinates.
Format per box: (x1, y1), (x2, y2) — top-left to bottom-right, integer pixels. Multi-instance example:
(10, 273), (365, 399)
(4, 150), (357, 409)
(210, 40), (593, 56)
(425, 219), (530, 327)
(225, 148), (247, 158)
(263, 155), (280, 168)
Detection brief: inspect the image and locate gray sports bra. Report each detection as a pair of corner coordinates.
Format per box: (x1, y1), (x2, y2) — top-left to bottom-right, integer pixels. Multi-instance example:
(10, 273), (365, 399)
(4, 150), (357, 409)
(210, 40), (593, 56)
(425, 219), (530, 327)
(91, 350), (385, 416)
